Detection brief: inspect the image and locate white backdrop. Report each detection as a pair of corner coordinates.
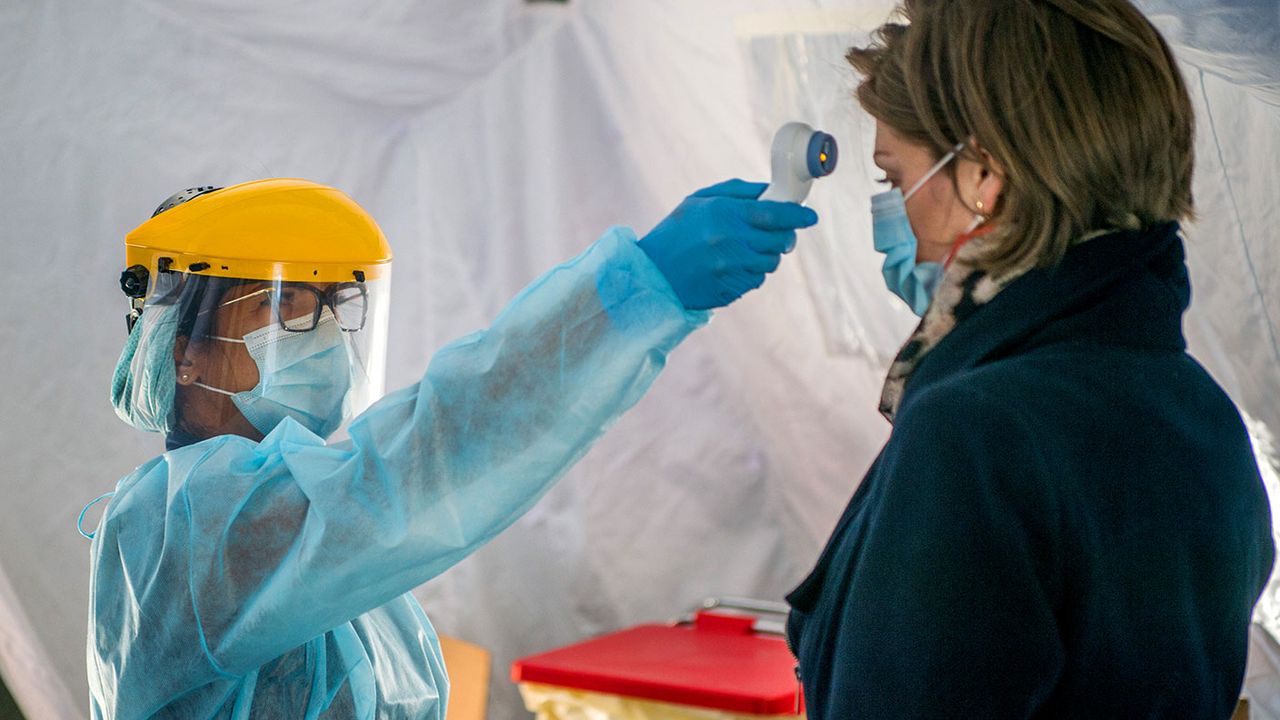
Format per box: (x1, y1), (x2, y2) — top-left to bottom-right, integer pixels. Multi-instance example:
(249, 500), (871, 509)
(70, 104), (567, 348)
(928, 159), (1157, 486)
(0, 1), (1277, 719)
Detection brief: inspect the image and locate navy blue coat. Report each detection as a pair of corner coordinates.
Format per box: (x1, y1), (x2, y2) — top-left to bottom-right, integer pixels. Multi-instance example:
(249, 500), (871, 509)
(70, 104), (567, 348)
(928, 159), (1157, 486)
(786, 223), (1274, 719)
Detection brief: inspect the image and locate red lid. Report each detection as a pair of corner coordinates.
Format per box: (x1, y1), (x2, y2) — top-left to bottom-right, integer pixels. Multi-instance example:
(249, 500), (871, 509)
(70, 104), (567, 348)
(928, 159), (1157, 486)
(511, 611), (803, 715)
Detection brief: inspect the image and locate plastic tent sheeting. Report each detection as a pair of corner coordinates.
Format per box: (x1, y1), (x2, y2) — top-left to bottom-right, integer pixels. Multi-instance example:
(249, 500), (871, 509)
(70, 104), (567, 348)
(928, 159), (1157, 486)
(0, 1), (1276, 719)
(1141, 0), (1280, 108)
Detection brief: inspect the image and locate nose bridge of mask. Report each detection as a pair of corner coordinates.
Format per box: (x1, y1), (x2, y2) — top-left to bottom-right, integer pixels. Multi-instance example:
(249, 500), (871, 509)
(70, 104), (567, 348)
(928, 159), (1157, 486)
(194, 309), (346, 396)
(246, 315), (349, 398)
(870, 190), (910, 253)
(243, 309), (342, 360)
(207, 305), (340, 346)
(230, 309), (353, 437)
(903, 142), (965, 202)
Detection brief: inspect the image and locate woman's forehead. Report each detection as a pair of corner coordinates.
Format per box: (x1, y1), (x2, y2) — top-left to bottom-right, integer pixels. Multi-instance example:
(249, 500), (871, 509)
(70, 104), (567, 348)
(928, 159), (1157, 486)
(872, 124), (898, 168)
(873, 120), (910, 157)
(873, 121), (941, 172)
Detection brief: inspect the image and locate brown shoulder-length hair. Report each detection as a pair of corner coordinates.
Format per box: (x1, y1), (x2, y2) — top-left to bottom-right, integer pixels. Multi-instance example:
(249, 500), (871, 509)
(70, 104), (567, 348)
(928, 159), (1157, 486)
(849, 0), (1195, 275)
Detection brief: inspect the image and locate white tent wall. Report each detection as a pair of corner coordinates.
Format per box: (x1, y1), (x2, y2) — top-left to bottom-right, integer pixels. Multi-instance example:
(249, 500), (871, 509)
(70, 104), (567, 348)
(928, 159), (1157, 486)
(396, 5), (894, 717)
(0, 1), (1276, 719)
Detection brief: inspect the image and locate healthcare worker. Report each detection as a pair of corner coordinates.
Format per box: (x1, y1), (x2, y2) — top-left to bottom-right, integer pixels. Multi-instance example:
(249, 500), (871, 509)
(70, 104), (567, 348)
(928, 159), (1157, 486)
(87, 177), (817, 718)
(785, 1), (1274, 718)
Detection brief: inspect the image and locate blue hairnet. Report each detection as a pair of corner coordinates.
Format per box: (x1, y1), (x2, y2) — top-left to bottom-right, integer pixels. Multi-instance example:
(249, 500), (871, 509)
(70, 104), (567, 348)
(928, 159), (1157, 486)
(110, 302), (180, 433)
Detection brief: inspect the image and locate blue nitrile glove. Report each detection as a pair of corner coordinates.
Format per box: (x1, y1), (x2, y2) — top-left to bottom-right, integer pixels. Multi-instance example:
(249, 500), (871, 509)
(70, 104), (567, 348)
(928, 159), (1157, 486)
(638, 179), (819, 310)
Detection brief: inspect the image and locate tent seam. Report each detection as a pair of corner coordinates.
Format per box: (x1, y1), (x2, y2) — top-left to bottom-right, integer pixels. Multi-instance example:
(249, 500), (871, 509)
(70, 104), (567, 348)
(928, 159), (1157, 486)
(404, 6), (574, 130)
(1197, 67), (1280, 365)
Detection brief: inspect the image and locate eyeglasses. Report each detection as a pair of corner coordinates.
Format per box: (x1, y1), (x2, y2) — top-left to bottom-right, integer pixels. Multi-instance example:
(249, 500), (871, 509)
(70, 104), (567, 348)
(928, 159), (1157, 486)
(213, 282), (368, 332)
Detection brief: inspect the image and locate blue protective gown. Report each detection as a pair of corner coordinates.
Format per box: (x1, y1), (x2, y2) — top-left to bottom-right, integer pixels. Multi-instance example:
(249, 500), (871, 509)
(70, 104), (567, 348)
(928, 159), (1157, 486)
(86, 228), (708, 719)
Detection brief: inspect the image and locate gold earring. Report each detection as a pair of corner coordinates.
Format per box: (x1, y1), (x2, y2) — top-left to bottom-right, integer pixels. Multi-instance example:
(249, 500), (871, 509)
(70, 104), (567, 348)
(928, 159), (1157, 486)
(181, 373), (190, 383)
(975, 199), (985, 212)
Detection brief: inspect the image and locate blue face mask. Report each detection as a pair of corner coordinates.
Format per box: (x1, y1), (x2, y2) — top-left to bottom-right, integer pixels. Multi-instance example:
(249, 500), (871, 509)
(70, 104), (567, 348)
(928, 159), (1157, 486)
(870, 143), (965, 316)
(195, 311), (352, 438)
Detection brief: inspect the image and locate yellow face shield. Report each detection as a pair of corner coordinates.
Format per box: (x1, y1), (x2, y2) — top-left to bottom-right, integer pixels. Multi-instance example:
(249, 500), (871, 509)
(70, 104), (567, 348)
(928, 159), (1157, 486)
(112, 179), (392, 440)
(125, 178), (392, 283)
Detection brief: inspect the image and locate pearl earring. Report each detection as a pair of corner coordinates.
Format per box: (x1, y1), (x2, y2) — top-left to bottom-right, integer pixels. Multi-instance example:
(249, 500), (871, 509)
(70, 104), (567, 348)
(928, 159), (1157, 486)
(975, 199), (985, 212)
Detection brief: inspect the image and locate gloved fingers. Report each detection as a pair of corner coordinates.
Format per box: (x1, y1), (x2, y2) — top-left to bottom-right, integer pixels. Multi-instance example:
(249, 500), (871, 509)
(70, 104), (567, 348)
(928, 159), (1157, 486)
(734, 227), (798, 255)
(720, 270), (768, 298)
(737, 250), (783, 275)
(690, 179), (768, 199)
(703, 269), (766, 309)
(740, 200), (819, 231)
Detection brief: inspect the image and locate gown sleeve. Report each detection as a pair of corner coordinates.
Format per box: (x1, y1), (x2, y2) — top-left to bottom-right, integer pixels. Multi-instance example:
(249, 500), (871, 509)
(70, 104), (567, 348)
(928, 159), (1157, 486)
(145, 226), (707, 676)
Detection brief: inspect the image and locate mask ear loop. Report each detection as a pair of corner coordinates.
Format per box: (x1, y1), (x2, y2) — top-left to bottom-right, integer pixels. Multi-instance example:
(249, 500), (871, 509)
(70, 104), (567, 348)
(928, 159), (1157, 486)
(964, 213), (986, 234)
(192, 382), (236, 397)
(903, 142), (966, 201)
(183, 334), (247, 397)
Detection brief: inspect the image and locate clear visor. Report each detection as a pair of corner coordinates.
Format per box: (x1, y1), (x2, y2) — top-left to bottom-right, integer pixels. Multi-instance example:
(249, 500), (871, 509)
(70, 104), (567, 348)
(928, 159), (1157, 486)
(124, 262), (390, 441)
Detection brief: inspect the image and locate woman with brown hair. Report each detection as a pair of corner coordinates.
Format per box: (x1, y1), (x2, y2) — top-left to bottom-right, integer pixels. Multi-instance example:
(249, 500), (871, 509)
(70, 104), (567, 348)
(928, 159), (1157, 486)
(784, 0), (1274, 717)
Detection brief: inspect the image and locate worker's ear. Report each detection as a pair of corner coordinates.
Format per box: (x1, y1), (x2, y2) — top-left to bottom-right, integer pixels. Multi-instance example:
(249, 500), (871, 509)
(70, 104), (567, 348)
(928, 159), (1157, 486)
(174, 335), (200, 385)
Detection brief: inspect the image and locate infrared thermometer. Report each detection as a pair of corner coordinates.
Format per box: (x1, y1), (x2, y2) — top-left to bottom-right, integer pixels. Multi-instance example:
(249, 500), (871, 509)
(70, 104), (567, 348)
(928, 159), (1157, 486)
(759, 122), (838, 203)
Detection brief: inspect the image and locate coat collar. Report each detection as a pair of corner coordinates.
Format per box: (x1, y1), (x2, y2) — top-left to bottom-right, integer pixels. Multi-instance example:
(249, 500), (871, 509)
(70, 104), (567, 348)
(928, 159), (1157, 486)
(892, 222), (1188, 418)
